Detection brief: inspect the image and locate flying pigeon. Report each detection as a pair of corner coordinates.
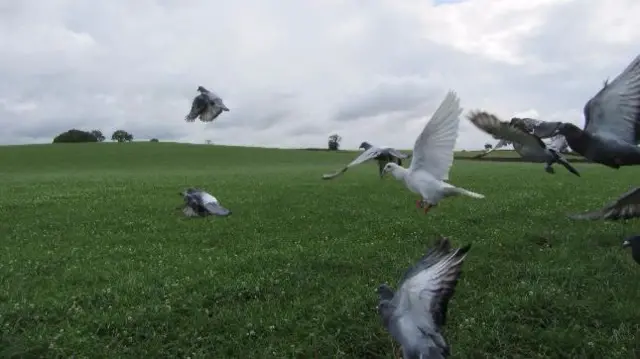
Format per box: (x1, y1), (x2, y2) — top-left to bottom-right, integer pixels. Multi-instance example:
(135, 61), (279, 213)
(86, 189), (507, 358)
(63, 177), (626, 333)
(568, 187), (640, 220)
(179, 188), (232, 217)
(520, 53), (640, 169)
(321, 142), (410, 180)
(377, 237), (471, 359)
(381, 91), (485, 214)
(467, 111), (580, 176)
(184, 86), (230, 123)
(622, 236), (640, 265)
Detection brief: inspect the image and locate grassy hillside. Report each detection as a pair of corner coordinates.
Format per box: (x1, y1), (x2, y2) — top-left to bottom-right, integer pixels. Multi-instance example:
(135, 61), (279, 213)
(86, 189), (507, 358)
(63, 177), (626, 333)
(0, 143), (639, 358)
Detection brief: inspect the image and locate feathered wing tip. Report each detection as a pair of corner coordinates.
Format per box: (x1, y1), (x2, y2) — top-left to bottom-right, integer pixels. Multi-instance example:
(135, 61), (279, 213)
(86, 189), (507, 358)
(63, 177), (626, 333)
(428, 241), (472, 329)
(568, 187), (640, 221)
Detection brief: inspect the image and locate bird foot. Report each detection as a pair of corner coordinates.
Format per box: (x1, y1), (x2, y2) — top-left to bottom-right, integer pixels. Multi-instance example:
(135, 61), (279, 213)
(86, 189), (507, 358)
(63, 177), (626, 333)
(544, 166), (555, 174)
(415, 199), (424, 208)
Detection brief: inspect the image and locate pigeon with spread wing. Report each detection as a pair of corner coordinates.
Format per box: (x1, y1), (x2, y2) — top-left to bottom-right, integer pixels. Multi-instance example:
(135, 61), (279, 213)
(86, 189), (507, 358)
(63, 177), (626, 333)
(468, 111), (580, 176)
(321, 142), (410, 180)
(518, 53), (640, 169)
(184, 86), (230, 123)
(381, 91), (485, 214)
(377, 237), (471, 359)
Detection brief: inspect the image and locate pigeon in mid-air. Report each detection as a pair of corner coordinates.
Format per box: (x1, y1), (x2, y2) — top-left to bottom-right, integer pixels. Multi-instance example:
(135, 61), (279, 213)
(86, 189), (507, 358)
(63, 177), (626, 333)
(568, 187), (640, 220)
(179, 188), (232, 217)
(377, 237), (471, 359)
(321, 142), (410, 180)
(184, 86), (230, 123)
(519, 53), (640, 169)
(622, 236), (640, 265)
(467, 111), (580, 176)
(381, 91), (485, 214)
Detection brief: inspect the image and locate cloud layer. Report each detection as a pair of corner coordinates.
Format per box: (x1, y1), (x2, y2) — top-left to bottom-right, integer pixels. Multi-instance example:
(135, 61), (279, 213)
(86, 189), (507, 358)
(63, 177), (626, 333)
(0, 0), (638, 150)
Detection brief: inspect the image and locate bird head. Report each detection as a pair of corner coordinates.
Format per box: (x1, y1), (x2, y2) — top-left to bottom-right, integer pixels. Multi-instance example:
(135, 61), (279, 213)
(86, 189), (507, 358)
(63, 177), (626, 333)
(381, 162), (399, 177)
(359, 141), (371, 150)
(197, 86), (208, 93)
(622, 236), (639, 248)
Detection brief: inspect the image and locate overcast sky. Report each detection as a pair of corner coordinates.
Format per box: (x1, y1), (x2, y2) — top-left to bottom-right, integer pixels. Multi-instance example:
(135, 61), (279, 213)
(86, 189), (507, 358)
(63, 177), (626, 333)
(0, 0), (638, 150)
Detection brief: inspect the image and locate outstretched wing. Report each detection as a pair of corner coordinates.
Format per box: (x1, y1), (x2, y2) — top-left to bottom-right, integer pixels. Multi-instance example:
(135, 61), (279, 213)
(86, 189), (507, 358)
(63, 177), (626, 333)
(185, 94), (208, 122)
(408, 91), (463, 181)
(383, 147), (410, 159)
(473, 139), (510, 159)
(321, 147), (384, 180)
(395, 238), (470, 330)
(468, 111), (547, 151)
(583, 53), (640, 144)
(568, 187), (640, 220)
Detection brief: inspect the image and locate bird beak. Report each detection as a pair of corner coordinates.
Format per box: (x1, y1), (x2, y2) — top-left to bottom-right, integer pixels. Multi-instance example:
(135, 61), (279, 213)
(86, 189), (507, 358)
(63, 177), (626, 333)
(622, 240), (631, 248)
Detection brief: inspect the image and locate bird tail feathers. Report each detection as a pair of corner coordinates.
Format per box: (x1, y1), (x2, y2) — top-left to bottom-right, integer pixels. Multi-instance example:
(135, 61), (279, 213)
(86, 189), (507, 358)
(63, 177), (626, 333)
(451, 186), (485, 199)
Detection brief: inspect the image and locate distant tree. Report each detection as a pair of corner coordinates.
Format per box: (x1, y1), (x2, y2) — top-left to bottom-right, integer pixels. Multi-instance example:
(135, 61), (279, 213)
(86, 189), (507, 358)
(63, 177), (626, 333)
(52, 129), (98, 143)
(328, 134), (342, 151)
(91, 130), (105, 142)
(111, 130), (133, 143)
(484, 143), (493, 150)
(150, 138), (159, 142)
(205, 140), (212, 145)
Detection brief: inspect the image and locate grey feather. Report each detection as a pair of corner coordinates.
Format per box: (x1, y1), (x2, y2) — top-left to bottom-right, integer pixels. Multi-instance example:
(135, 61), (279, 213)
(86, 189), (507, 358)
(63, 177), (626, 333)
(185, 86), (230, 123)
(568, 187), (640, 221)
(377, 238), (471, 359)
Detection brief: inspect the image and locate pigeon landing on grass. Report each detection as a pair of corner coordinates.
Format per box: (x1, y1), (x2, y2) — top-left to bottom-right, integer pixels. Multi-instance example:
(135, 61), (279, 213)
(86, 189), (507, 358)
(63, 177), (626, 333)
(521, 53), (640, 169)
(180, 188), (232, 217)
(467, 111), (580, 176)
(622, 236), (640, 265)
(568, 187), (640, 220)
(380, 91), (485, 214)
(377, 237), (471, 359)
(321, 142), (410, 180)
(184, 86), (230, 123)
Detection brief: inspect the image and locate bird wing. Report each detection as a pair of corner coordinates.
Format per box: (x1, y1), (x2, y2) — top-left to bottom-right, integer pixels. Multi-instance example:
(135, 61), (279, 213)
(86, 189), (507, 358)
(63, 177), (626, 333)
(583, 53), (640, 144)
(185, 94), (208, 122)
(468, 111), (548, 151)
(408, 91), (462, 181)
(389, 238), (470, 357)
(382, 147), (410, 159)
(473, 139), (510, 159)
(395, 238), (471, 330)
(568, 187), (640, 220)
(321, 147), (384, 180)
(204, 202), (232, 216)
(199, 106), (224, 122)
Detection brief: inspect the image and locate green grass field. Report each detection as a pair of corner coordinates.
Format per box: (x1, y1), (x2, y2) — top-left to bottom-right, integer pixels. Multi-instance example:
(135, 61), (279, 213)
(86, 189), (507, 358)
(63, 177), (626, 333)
(1, 143), (639, 359)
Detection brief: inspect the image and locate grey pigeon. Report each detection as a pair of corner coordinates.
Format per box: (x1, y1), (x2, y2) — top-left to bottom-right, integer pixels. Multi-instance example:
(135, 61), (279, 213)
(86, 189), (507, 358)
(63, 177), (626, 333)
(184, 86), (230, 123)
(622, 236), (640, 264)
(467, 111), (580, 176)
(321, 142), (410, 180)
(180, 188), (231, 217)
(521, 53), (640, 169)
(377, 237), (471, 359)
(568, 187), (640, 220)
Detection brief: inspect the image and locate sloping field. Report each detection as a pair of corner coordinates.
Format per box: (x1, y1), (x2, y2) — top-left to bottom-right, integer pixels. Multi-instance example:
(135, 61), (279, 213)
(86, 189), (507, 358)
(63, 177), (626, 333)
(0, 142), (638, 358)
